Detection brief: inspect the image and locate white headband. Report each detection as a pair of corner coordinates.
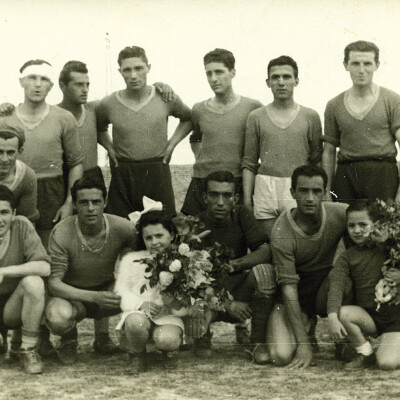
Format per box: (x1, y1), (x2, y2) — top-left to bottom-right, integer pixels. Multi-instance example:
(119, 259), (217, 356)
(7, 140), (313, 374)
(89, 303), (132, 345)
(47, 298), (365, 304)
(20, 64), (55, 83)
(128, 196), (163, 225)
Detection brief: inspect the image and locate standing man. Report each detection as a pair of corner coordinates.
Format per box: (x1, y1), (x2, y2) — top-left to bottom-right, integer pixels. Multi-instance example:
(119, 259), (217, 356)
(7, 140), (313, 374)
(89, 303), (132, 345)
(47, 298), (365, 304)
(0, 121), (38, 222)
(0, 186), (50, 374)
(267, 165), (348, 368)
(242, 56), (322, 236)
(3, 59), (83, 247)
(45, 177), (137, 365)
(58, 61), (114, 182)
(322, 40), (400, 203)
(180, 48), (263, 216)
(96, 46), (192, 218)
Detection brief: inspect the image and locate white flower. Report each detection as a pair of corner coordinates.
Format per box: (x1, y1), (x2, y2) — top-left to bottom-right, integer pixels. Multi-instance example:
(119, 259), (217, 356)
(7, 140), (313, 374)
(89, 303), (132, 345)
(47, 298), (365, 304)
(178, 243), (191, 257)
(159, 271), (174, 287)
(201, 250), (210, 259)
(169, 259), (182, 272)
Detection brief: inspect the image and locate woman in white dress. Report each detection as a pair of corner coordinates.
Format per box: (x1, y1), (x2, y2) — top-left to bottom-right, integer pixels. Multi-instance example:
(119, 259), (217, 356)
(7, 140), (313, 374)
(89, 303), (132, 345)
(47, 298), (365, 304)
(114, 207), (186, 374)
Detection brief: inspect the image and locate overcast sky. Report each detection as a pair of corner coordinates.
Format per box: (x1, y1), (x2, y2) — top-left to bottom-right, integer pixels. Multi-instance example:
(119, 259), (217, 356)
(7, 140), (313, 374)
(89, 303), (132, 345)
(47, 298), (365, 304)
(1, 0), (400, 164)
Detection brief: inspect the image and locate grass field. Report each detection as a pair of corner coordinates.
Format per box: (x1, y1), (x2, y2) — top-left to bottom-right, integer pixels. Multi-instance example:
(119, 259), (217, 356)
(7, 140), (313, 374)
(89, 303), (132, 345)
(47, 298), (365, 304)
(1, 165), (400, 400)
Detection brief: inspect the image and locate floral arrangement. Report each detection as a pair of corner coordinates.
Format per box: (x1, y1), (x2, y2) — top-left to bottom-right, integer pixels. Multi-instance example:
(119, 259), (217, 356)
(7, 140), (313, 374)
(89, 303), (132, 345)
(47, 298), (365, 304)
(371, 200), (400, 309)
(139, 214), (234, 311)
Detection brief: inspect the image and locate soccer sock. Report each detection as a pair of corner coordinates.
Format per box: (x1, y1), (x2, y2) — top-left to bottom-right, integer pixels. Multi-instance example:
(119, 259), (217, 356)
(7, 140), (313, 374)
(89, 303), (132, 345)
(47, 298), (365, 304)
(250, 296), (274, 344)
(20, 329), (39, 350)
(355, 341), (373, 356)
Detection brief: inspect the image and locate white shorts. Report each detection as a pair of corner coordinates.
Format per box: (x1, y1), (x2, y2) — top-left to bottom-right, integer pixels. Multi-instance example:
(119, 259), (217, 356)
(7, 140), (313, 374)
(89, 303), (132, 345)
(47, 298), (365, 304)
(253, 174), (296, 220)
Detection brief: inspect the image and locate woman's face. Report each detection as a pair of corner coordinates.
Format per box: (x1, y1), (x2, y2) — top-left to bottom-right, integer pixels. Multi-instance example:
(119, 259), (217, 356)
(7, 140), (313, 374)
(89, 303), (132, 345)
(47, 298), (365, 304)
(142, 223), (174, 254)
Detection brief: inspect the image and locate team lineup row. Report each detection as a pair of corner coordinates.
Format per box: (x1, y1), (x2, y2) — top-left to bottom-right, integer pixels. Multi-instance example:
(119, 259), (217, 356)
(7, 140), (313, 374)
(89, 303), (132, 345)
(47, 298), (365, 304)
(0, 39), (399, 374)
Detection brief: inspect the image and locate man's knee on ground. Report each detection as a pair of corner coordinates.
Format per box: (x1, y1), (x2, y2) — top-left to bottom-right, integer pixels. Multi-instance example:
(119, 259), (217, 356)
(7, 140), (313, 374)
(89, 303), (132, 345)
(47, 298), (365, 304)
(19, 276), (45, 298)
(153, 325), (182, 351)
(376, 355), (400, 371)
(45, 298), (76, 335)
(268, 344), (294, 366)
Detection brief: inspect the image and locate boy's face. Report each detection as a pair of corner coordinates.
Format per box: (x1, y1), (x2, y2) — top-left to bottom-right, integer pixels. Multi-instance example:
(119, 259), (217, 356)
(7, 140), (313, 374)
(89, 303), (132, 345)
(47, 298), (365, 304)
(347, 209), (373, 246)
(205, 62), (235, 95)
(267, 65), (298, 101)
(344, 51), (379, 88)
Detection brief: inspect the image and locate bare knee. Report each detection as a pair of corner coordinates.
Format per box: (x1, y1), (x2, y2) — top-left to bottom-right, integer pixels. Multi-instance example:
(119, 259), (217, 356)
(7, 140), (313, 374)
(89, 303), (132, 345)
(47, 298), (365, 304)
(20, 276), (45, 298)
(269, 344), (294, 366)
(45, 298), (75, 335)
(153, 325), (182, 351)
(376, 351), (400, 370)
(124, 314), (151, 336)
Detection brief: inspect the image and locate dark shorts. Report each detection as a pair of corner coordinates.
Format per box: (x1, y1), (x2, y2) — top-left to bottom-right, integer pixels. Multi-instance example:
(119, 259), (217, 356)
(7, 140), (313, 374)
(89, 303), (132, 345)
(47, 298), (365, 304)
(333, 160), (398, 203)
(106, 158), (176, 218)
(365, 304), (400, 335)
(181, 177), (243, 216)
(37, 175), (66, 230)
(0, 292), (13, 328)
(71, 282), (121, 320)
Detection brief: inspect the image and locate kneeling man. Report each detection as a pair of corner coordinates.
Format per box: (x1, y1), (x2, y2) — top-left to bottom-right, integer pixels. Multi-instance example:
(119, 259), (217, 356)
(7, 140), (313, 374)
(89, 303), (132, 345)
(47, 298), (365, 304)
(45, 177), (137, 364)
(0, 186), (50, 374)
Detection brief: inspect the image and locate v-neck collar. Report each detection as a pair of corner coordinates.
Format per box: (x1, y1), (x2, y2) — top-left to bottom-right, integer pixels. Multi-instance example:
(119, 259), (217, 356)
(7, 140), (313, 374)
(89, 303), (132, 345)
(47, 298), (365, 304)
(15, 104), (50, 131)
(115, 86), (155, 112)
(204, 95), (242, 115)
(265, 103), (300, 129)
(75, 215), (110, 253)
(287, 203), (326, 240)
(344, 86), (380, 121)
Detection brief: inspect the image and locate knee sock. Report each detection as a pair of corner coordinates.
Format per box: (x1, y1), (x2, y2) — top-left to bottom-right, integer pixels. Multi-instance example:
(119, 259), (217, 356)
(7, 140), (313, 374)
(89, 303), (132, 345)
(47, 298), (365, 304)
(21, 329), (39, 350)
(250, 296), (274, 344)
(355, 341), (373, 356)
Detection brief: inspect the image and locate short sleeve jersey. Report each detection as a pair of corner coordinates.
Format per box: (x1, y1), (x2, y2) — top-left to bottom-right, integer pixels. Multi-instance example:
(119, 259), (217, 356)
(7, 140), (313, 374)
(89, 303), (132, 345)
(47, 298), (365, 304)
(96, 87), (191, 161)
(323, 87), (400, 162)
(49, 214), (137, 288)
(271, 202), (348, 285)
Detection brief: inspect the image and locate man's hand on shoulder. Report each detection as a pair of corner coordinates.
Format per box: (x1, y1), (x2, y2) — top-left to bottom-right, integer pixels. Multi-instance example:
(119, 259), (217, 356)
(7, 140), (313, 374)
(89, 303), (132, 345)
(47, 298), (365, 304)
(0, 102), (15, 116)
(154, 82), (175, 102)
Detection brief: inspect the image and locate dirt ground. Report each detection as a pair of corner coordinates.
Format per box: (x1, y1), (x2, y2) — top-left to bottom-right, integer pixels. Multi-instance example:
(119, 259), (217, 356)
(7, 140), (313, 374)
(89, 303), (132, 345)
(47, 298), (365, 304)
(1, 165), (400, 400)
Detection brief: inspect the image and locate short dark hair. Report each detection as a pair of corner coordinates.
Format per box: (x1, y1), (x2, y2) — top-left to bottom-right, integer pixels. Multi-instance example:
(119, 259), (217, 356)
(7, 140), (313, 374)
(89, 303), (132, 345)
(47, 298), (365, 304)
(71, 177), (107, 203)
(204, 170), (238, 193)
(203, 48), (235, 70)
(19, 59), (52, 74)
(346, 199), (381, 222)
(267, 55), (298, 79)
(291, 165), (328, 190)
(344, 41), (380, 64)
(0, 120), (25, 149)
(59, 61), (88, 85)
(136, 210), (176, 251)
(118, 46), (148, 66)
(0, 185), (16, 209)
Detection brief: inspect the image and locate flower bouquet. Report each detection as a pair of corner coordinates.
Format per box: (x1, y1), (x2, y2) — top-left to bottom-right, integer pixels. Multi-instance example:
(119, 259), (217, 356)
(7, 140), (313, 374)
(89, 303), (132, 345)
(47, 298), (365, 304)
(138, 214), (234, 312)
(372, 200), (400, 310)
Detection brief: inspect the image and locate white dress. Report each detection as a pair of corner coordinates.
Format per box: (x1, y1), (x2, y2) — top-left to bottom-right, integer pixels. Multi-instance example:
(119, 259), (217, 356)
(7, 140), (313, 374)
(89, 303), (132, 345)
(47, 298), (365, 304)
(114, 250), (186, 332)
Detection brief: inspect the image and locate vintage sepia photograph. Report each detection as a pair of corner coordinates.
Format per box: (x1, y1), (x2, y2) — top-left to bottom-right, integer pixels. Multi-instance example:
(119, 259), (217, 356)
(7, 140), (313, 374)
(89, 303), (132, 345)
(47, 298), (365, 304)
(0, 0), (400, 399)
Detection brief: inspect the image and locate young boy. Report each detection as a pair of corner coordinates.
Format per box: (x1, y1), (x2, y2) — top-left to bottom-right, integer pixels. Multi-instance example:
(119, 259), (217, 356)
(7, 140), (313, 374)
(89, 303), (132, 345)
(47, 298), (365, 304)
(328, 200), (400, 371)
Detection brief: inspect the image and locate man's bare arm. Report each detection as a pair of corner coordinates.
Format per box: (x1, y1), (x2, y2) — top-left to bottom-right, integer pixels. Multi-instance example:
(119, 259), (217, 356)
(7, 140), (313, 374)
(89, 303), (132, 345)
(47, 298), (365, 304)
(163, 121), (193, 164)
(322, 142), (337, 200)
(282, 283), (313, 369)
(242, 168), (256, 211)
(229, 244), (271, 273)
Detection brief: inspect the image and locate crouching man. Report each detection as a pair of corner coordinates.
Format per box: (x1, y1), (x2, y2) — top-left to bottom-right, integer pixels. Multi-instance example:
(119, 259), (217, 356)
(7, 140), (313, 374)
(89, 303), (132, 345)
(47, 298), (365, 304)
(186, 171), (275, 359)
(0, 185), (50, 374)
(44, 177), (137, 364)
